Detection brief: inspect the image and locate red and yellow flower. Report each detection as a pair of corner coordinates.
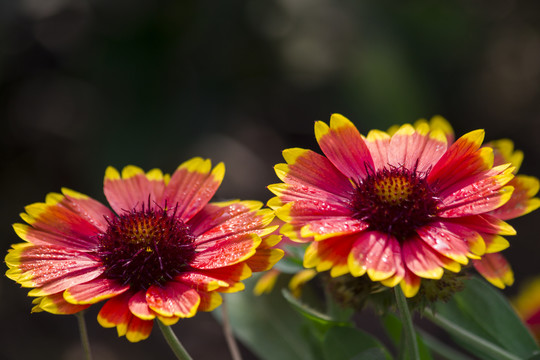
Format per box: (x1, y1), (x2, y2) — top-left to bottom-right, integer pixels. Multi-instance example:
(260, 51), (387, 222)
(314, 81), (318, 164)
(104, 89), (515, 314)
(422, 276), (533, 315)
(268, 114), (538, 297)
(6, 158), (283, 342)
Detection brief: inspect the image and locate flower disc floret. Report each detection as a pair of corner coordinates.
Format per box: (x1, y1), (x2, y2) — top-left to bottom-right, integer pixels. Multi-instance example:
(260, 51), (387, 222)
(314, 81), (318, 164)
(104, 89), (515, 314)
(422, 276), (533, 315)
(98, 205), (196, 290)
(352, 166), (439, 241)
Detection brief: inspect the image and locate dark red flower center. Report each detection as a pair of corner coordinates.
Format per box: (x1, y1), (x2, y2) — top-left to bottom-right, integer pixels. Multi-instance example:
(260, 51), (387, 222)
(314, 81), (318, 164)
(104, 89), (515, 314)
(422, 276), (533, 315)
(97, 206), (196, 291)
(351, 166), (439, 241)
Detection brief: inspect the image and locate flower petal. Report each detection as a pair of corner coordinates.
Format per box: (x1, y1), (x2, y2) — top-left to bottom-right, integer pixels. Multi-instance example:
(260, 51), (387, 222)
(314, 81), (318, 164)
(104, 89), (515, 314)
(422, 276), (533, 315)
(128, 290), (155, 320)
(146, 281), (201, 318)
(416, 222), (473, 264)
(289, 269), (318, 298)
(305, 234), (356, 277)
(488, 138), (523, 170)
(489, 175), (540, 220)
(188, 200), (263, 237)
(387, 123), (447, 173)
(60, 188), (114, 232)
(192, 263), (252, 293)
(104, 165), (166, 214)
(64, 277), (130, 304)
(163, 158), (225, 222)
(449, 214), (516, 236)
(196, 291), (223, 312)
(483, 234), (510, 253)
(275, 147), (353, 199)
(98, 291), (154, 342)
(6, 244), (103, 296)
(402, 237), (445, 279)
(175, 271), (230, 292)
(32, 293), (90, 314)
(364, 130), (391, 171)
(16, 192), (106, 250)
(400, 269), (422, 298)
(274, 199), (352, 224)
(428, 130), (493, 192)
(315, 114), (374, 180)
(191, 233), (261, 269)
(438, 165), (514, 217)
(194, 206), (274, 244)
(245, 246), (285, 272)
(347, 231), (401, 281)
(253, 269), (280, 295)
(473, 253), (514, 289)
(300, 217), (369, 241)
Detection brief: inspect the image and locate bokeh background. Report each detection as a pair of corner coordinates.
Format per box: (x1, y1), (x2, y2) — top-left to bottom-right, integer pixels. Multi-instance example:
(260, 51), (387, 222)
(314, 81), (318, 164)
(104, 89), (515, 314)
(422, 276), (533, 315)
(1, 1), (540, 359)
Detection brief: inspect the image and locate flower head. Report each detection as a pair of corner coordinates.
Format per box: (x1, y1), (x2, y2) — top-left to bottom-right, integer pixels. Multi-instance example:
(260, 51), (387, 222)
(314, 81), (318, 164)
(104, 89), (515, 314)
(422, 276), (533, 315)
(6, 158), (283, 342)
(269, 114), (535, 297)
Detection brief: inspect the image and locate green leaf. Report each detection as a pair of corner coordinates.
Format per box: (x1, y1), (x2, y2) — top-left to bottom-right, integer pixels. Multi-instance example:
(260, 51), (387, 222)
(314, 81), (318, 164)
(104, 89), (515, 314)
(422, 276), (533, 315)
(427, 276), (540, 360)
(217, 276), (315, 360)
(322, 326), (392, 360)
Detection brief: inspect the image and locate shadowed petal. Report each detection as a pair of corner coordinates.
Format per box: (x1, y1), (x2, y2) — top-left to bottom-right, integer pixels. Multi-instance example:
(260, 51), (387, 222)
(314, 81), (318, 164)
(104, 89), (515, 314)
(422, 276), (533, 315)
(473, 253), (514, 289)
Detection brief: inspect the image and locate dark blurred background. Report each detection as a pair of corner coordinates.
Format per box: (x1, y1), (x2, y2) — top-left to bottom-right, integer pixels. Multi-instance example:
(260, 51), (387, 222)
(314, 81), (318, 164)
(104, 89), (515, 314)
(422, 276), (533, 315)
(1, 1), (540, 359)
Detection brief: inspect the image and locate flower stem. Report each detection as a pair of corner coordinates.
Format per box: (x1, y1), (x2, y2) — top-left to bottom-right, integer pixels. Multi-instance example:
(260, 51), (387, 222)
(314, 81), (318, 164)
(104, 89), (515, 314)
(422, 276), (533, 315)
(157, 321), (193, 360)
(394, 286), (420, 360)
(75, 311), (93, 360)
(221, 297), (243, 360)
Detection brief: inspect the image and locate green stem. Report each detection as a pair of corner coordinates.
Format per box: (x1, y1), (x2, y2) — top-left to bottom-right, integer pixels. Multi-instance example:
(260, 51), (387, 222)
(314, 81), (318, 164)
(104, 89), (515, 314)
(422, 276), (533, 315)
(222, 297), (243, 360)
(424, 310), (522, 360)
(394, 287), (420, 360)
(76, 311), (92, 360)
(157, 321), (194, 360)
